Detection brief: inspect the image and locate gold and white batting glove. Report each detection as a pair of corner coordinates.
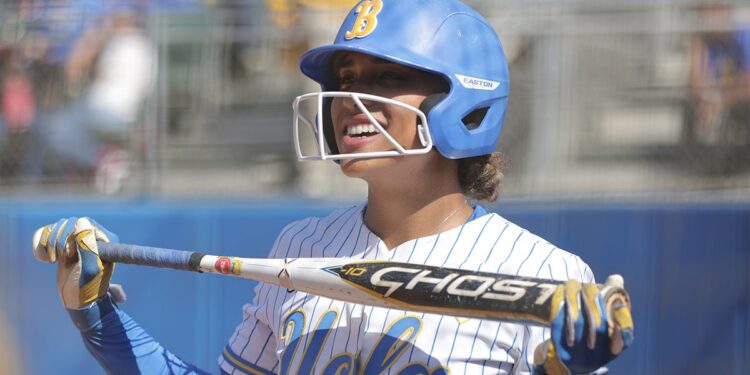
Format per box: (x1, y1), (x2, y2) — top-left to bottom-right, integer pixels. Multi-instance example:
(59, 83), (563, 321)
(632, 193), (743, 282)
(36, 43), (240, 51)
(33, 217), (120, 310)
(532, 275), (634, 375)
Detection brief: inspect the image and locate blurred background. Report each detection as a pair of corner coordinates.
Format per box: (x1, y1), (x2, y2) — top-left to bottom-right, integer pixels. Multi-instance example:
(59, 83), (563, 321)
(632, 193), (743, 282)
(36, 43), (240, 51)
(0, 0), (748, 374)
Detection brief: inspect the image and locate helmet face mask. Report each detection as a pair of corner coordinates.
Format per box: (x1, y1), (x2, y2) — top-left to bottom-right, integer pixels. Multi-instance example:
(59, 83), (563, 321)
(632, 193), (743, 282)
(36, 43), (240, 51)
(293, 91), (433, 161)
(295, 0), (509, 161)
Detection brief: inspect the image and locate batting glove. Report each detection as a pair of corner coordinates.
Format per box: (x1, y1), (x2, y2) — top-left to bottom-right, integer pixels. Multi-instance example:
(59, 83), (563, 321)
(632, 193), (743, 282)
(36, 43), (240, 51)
(33, 217), (120, 310)
(532, 275), (634, 375)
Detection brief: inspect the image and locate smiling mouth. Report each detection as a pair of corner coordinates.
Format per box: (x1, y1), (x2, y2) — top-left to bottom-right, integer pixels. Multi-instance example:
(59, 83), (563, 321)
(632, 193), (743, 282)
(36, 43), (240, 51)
(345, 124), (382, 137)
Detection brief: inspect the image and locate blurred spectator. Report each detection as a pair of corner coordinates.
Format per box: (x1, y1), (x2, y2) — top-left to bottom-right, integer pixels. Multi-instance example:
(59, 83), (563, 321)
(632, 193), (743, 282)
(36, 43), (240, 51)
(0, 46), (37, 178)
(687, 3), (750, 147)
(264, 0), (357, 28)
(21, 28), (65, 112)
(31, 4), (156, 183)
(1, 56), (35, 134)
(262, 0), (358, 74)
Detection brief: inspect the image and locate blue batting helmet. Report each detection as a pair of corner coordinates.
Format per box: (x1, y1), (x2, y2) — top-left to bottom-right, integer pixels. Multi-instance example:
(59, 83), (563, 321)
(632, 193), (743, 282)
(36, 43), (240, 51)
(299, 0), (509, 159)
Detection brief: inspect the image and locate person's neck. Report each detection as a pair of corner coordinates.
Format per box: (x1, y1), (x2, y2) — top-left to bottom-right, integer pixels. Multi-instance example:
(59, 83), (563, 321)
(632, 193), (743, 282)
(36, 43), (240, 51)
(364, 178), (473, 250)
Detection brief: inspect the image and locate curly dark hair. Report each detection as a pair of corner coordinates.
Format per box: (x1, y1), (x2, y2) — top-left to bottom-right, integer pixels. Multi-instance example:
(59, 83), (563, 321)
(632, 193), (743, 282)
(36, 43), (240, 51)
(458, 152), (506, 202)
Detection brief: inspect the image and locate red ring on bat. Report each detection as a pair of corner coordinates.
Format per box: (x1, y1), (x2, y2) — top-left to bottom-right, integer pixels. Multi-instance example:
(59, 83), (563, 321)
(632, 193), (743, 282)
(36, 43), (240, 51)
(215, 257), (232, 274)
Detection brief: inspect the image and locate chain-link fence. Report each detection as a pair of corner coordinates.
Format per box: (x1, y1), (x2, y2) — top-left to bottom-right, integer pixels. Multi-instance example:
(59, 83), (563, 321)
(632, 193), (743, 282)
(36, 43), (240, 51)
(0, 0), (748, 200)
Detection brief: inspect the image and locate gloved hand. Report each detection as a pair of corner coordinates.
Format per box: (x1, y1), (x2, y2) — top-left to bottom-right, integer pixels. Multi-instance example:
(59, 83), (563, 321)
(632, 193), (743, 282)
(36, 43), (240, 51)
(32, 217), (120, 309)
(533, 275), (634, 375)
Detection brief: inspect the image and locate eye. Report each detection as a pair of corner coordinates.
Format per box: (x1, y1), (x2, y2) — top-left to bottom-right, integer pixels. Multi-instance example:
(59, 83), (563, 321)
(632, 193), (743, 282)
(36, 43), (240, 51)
(378, 71), (406, 85)
(338, 73), (356, 90)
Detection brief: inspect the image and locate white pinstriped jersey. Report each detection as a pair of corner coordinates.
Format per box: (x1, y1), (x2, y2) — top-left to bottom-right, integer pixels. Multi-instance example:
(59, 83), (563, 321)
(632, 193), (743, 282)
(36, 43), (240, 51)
(218, 204), (595, 375)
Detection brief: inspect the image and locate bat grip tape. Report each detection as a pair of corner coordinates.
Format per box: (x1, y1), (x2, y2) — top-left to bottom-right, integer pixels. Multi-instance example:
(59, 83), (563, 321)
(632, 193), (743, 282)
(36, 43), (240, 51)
(97, 241), (205, 272)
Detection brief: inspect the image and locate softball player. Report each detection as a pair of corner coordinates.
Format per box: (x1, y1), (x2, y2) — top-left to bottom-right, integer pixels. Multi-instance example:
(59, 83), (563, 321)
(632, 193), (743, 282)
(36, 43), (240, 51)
(35, 1), (633, 374)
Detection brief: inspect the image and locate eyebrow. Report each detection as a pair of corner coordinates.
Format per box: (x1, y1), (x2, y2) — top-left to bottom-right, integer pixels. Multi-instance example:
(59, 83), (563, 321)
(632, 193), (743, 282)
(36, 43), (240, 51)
(336, 58), (354, 70)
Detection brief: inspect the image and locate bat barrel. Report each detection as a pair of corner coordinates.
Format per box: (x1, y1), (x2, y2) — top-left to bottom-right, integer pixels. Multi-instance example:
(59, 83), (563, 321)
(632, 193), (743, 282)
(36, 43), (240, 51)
(97, 242), (204, 272)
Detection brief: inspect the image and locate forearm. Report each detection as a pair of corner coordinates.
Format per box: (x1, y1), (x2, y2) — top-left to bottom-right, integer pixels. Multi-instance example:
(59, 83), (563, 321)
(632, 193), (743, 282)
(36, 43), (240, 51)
(68, 295), (210, 375)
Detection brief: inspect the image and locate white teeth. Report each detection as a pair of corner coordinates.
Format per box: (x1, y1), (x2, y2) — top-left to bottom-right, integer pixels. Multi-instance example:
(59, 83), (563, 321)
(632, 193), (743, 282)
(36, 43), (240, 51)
(347, 124), (381, 136)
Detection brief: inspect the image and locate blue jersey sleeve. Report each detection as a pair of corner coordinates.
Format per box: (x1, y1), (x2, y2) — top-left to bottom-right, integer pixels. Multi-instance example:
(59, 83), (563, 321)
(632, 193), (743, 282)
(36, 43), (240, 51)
(67, 294), (211, 375)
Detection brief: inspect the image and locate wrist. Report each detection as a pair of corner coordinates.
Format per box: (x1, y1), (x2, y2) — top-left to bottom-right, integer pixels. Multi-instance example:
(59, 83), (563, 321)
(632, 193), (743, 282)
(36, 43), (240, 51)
(66, 293), (118, 332)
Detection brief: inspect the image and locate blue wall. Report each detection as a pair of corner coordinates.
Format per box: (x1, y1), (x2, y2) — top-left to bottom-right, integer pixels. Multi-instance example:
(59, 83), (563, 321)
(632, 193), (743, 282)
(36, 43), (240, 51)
(1, 199), (748, 374)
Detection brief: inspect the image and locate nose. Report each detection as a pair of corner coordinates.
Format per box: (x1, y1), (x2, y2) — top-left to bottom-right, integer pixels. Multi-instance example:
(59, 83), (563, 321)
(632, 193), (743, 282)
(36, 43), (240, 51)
(336, 93), (358, 112)
(336, 89), (376, 113)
